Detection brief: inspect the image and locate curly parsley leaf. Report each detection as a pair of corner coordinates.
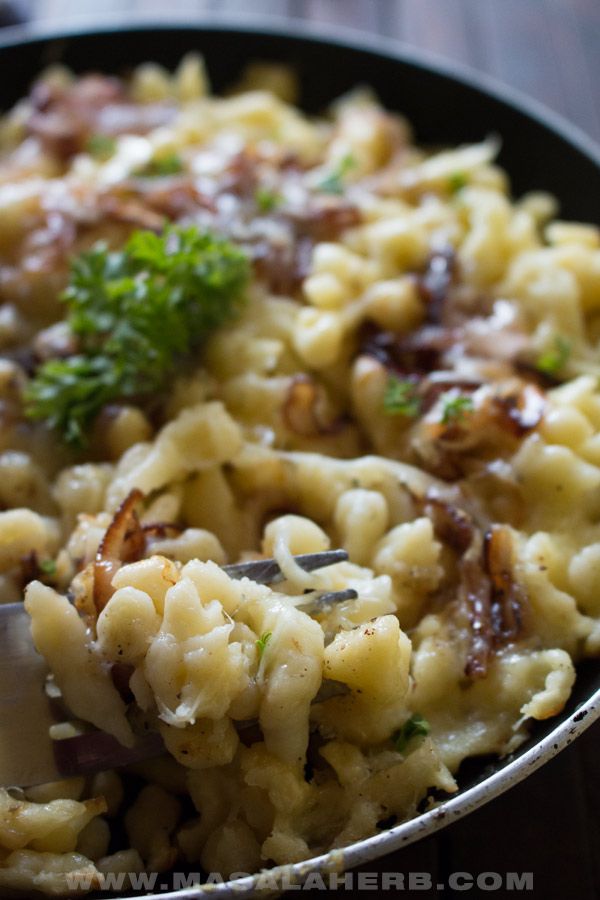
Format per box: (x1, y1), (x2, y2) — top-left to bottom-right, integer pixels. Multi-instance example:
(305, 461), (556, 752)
(383, 376), (421, 418)
(393, 713), (430, 754)
(25, 225), (250, 446)
(256, 631), (272, 659)
(440, 391), (474, 425)
(536, 335), (571, 377)
(26, 355), (121, 447)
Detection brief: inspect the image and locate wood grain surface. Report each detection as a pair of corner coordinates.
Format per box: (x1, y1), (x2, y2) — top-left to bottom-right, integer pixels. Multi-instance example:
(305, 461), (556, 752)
(0, 2), (599, 898)
(10, 0), (600, 142)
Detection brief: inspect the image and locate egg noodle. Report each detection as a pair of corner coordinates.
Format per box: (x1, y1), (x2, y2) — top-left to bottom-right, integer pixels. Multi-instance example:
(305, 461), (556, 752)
(0, 55), (597, 895)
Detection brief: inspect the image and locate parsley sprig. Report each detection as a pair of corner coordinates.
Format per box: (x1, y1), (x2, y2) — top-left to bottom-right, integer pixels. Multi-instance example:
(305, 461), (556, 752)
(25, 226), (250, 446)
(394, 713), (430, 754)
(383, 376), (421, 418)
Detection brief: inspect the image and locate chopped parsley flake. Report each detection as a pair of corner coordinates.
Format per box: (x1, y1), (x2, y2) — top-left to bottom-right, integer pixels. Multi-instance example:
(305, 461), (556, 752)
(317, 153), (356, 195)
(255, 187), (282, 213)
(440, 391), (474, 425)
(256, 631), (272, 659)
(394, 713), (430, 754)
(86, 134), (117, 160)
(448, 171), (468, 193)
(383, 376), (421, 418)
(39, 559), (57, 576)
(136, 154), (184, 177)
(536, 336), (571, 376)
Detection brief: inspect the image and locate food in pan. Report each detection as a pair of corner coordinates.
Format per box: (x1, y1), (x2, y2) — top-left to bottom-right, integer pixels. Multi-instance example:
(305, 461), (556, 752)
(0, 54), (598, 895)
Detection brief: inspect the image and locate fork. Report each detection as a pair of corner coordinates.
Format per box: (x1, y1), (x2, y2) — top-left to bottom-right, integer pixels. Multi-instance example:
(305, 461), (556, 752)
(0, 550), (355, 788)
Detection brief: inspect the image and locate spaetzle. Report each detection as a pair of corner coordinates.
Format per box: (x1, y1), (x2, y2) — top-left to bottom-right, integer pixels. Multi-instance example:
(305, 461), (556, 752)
(0, 53), (597, 895)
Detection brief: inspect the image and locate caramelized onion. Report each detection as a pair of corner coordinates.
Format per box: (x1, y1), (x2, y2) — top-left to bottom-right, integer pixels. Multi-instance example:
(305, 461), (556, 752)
(220, 150), (259, 197)
(93, 488), (145, 614)
(461, 556), (494, 679)
(418, 247), (457, 325)
(98, 194), (166, 232)
(26, 75), (175, 159)
(463, 524), (528, 679)
(425, 498), (474, 556)
(253, 236), (313, 295)
(292, 202), (362, 242)
(282, 375), (345, 437)
(491, 383), (545, 436)
(253, 203), (360, 295)
(138, 180), (217, 219)
(27, 75), (124, 158)
(359, 322), (454, 376)
(484, 524), (528, 643)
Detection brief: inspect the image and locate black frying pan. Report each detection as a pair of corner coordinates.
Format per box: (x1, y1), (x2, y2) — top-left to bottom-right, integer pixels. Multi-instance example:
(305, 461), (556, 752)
(0, 18), (598, 898)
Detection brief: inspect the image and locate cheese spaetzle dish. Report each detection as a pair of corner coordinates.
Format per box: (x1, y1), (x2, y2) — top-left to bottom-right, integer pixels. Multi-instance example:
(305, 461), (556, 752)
(0, 54), (598, 895)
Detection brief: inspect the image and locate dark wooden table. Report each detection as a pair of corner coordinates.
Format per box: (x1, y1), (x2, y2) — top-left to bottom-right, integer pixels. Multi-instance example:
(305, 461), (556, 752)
(1, 2), (599, 898)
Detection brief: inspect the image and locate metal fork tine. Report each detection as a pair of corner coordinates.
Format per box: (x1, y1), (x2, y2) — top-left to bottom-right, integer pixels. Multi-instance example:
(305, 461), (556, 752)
(312, 588), (358, 605)
(297, 587), (359, 611)
(222, 549), (348, 584)
(0, 550), (352, 786)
